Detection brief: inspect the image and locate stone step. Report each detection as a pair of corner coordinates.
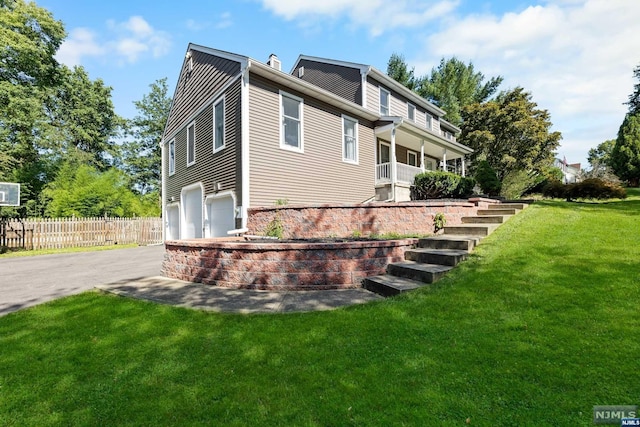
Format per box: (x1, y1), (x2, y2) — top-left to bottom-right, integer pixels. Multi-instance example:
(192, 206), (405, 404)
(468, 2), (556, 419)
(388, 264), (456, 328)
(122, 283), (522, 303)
(444, 224), (498, 237)
(477, 208), (518, 216)
(489, 203), (529, 210)
(387, 261), (453, 283)
(405, 248), (469, 266)
(462, 215), (509, 224)
(418, 235), (480, 251)
(363, 274), (429, 297)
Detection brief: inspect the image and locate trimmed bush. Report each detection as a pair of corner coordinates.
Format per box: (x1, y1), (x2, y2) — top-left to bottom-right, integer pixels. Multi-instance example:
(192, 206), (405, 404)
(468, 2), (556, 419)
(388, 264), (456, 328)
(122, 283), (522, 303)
(474, 161), (502, 196)
(543, 178), (627, 200)
(412, 171), (476, 199)
(566, 179), (627, 200)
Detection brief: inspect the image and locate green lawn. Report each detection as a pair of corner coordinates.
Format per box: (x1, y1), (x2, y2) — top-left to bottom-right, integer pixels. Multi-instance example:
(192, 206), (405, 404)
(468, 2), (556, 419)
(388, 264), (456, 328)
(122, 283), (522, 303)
(1, 191), (639, 426)
(0, 243), (139, 258)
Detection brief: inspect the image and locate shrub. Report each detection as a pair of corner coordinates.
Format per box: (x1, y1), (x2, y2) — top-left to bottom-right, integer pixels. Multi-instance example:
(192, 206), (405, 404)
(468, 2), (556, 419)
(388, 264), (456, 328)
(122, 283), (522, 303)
(412, 172), (476, 199)
(542, 180), (566, 199)
(474, 161), (502, 196)
(542, 178), (627, 200)
(565, 179), (627, 200)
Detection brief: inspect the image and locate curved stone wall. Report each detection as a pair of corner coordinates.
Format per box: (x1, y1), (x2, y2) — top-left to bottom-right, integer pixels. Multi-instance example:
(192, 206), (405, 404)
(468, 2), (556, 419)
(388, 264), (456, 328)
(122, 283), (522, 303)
(162, 238), (419, 291)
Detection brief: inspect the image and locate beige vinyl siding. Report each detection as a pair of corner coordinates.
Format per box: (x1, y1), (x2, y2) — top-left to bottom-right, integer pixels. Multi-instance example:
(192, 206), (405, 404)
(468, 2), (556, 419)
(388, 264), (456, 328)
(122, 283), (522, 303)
(164, 50), (241, 139)
(366, 78), (379, 115)
(293, 59), (362, 104)
(249, 74), (375, 207)
(415, 109), (427, 128)
(389, 95), (405, 117)
(165, 79), (242, 227)
(432, 117), (441, 134)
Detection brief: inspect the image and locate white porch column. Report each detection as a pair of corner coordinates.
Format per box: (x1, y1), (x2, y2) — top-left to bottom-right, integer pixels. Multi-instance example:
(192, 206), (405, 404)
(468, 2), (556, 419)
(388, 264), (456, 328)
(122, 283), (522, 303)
(441, 148), (447, 171)
(420, 139), (425, 172)
(461, 157), (466, 177)
(391, 127), (397, 201)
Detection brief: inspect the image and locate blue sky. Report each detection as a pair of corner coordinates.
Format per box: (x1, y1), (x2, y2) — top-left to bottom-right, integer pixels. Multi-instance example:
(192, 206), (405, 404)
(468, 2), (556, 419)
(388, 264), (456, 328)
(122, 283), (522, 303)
(41, 0), (640, 168)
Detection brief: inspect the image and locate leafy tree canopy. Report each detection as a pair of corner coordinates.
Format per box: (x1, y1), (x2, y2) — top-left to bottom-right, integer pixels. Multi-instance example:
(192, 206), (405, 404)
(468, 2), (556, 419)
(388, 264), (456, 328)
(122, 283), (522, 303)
(42, 162), (160, 218)
(417, 57), (503, 126)
(461, 87), (562, 182)
(626, 64), (640, 116)
(121, 78), (172, 195)
(611, 113), (640, 187)
(386, 53), (420, 92)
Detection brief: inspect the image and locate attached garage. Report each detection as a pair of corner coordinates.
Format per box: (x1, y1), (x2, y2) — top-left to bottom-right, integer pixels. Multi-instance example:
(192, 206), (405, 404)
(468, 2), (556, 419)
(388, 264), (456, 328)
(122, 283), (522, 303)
(166, 204), (180, 240)
(181, 184), (203, 239)
(205, 192), (236, 238)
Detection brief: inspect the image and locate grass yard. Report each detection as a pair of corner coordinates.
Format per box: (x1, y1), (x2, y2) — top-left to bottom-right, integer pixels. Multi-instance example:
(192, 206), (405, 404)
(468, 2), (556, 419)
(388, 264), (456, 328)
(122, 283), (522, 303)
(0, 243), (139, 259)
(1, 191), (639, 426)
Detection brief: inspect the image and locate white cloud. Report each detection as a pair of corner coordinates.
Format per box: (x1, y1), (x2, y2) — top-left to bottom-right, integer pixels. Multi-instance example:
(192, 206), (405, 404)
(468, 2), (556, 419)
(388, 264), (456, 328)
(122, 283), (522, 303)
(57, 16), (171, 67)
(412, 0), (640, 165)
(215, 12), (233, 29)
(259, 0), (459, 37)
(56, 28), (105, 66)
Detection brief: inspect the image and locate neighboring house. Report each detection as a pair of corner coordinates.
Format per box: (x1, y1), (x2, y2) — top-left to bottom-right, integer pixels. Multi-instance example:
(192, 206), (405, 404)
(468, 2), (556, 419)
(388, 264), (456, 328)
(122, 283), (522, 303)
(161, 44), (474, 240)
(554, 158), (581, 184)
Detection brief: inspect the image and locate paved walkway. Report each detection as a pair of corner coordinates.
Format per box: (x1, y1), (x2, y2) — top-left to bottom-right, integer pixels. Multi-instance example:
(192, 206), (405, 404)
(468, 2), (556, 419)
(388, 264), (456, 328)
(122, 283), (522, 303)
(96, 276), (383, 314)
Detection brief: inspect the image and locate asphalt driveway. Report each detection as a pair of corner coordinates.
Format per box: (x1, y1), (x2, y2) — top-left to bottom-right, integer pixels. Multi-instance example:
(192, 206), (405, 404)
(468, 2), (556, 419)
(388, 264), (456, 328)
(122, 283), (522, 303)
(0, 245), (165, 316)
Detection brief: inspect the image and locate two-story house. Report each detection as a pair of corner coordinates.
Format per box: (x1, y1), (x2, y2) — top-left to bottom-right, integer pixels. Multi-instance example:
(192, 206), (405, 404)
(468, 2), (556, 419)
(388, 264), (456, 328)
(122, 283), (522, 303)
(161, 44), (473, 240)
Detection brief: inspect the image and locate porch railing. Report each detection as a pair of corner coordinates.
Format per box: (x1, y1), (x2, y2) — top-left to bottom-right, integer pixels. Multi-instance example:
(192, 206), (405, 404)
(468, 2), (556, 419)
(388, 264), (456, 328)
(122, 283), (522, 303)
(376, 162), (423, 185)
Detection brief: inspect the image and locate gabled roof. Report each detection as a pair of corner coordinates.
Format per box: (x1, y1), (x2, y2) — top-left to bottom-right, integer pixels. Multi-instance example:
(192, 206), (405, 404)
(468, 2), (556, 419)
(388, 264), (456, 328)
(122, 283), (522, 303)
(291, 54), (447, 118)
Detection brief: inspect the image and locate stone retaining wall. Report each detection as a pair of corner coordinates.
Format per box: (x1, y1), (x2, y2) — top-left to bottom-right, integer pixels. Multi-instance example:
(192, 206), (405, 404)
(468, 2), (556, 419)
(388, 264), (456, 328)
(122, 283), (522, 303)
(247, 198), (497, 239)
(162, 238), (418, 290)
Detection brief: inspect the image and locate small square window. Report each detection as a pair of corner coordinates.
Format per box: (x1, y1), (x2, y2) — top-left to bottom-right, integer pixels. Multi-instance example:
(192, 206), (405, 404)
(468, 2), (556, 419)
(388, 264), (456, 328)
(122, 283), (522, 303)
(407, 151), (417, 167)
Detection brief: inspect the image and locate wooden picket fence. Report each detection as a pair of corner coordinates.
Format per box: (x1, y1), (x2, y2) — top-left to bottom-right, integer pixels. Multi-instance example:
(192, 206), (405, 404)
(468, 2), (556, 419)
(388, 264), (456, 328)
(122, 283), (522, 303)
(0, 217), (163, 250)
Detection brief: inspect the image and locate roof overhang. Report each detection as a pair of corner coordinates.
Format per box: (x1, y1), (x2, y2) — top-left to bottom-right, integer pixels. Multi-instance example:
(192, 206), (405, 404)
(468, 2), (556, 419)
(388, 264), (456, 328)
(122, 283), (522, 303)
(375, 117), (473, 157)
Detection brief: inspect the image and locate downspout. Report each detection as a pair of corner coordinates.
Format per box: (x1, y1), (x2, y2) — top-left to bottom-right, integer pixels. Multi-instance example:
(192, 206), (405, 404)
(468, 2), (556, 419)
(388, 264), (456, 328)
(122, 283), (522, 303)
(240, 61), (251, 230)
(160, 139), (166, 241)
(420, 139), (425, 173)
(390, 126), (397, 202)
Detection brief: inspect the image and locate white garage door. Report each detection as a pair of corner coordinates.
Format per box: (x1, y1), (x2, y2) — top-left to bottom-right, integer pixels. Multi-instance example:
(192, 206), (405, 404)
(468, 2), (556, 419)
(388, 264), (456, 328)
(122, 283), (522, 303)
(207, 195), (235, 238)
(166, 205), (180, 240)
(182, 186), (203, 238)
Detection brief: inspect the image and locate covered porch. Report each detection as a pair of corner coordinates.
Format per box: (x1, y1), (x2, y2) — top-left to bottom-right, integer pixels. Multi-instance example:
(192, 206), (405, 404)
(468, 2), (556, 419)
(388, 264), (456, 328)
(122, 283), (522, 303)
(374, 118), (473, 201)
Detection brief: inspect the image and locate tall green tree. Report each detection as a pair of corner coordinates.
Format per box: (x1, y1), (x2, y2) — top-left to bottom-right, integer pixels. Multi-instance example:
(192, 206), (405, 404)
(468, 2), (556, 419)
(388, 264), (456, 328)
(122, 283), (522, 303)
(610, 63), (640, 187)
(588, 139), (615, 170)
(611, 114), (640, 186)
(461, 87), (562, 183)
(387, 53), (420, 91)
(45, 65), (121, 170)
(626, 64), (640, 115)
(121, 78), (172, 195)
(0, 0), (66, 213)
(418, 57), (503, 126)
(42, 162), (159, 217)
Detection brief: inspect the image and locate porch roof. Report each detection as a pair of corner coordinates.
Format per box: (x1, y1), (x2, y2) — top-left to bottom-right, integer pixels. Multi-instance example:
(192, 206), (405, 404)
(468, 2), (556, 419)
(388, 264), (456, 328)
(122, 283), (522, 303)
(374, 117), (473, 160)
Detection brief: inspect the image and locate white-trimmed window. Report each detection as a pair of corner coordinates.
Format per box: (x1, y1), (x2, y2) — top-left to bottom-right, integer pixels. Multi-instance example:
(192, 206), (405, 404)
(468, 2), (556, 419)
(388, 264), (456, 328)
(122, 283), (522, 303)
(342, 115), (358, 164)
(187, 122), (196, 166)
(379, 87), (390, 115)
(407, 151), (417, 167)
(169, 139), (175, 175)
(426, 113), (433, 131)
(280, 91), (303, 152)
(213, 97), (225, 153)
(408, 103), (416, 121)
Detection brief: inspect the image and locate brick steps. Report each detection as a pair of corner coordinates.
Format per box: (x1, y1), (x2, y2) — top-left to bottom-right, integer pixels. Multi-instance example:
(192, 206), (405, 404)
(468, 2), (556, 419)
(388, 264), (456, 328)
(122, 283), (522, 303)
(363, 201), (530, 297)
